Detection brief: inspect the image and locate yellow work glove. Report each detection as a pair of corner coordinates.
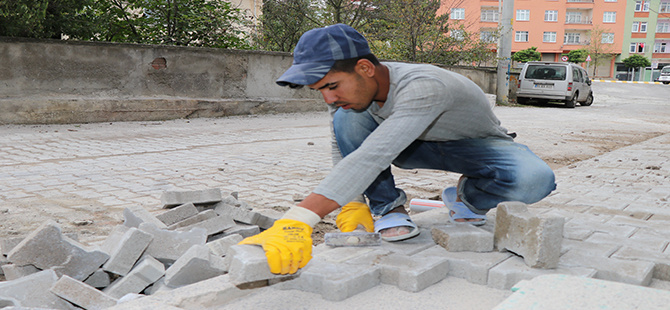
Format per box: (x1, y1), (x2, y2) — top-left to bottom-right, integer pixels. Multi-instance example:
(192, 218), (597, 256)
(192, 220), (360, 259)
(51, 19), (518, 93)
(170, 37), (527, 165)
(336, 201), (374, 233)
(239, 218), (313, 274)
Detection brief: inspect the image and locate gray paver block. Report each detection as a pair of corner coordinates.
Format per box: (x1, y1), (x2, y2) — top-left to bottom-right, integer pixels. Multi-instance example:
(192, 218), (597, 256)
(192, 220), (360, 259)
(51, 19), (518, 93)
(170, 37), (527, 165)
(275, 257), (381, 301)
(0, 269), (77, 310)
(494, 201), (565, 269)
(156, 202), (199, 226)
(99, 225), (130, 255)
(220, 223), (260, 239)
(560, 250), (655, 286)
(379, 227), (436, 255)
(207, 234), (243, 257)
(103, 227), (153, 276)
(377, 253), (449, 292)
(164, 245), (227, 288)
(214, 203), (260, 225)
(103, 256), (165, 299)
(138, 223), (207, 263)
(1, 264), (40, 281)
(144, 277), (173, 295)
(312, 244), (379, 263)
(441, 250), (512, 285)
(560, 239), (620, 257)
(167, 209), (217, 230)
(161, 189), (222, 208)
(492, 274), (670, 310)
(487, 255), (597, 290)
(431, 224), (494, 252)
(1, 237), (23, 256)
(123, 205), (168, 229)
(226, 245), (297, 284)
(84, 269), (111, 289)
(7, 220), (109, 281)
(176, 213), (236, 236)
(254, 209), (283, 230)
(51, 275), (118, 310)
(612, 246), (670, 281)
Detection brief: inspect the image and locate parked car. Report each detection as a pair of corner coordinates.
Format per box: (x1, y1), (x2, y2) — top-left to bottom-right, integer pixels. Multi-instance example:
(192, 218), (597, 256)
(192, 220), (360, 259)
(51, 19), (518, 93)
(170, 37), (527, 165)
(656, 66), (670, 84)
(516, 61), (593, 108)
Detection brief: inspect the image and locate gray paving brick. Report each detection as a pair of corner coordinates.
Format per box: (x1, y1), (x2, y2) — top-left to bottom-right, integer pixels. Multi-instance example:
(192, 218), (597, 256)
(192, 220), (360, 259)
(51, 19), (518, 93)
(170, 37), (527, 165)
(376, 253), (449, 292)
(431, 224), (494, 252)
(494, 201), (564, 269)
(312, 244), (381, 263)
(1, 263), (40, 281)
(219, 223), (260, 239)
(560, 250), (655, 286)
(254, 209), (283, 230)
(226, 245), (296, 284)
(7, 220), (109, 281)
(155, 202), (199, 226)
(103, 256), (165, 299)
(50, 274), (118, 310)
(123, 205), (167, 230)
(167, 209), (217, 230)
(83, 269), (111, 289)
(214, 203), (260, 225)
(138, 223), (207, 264)
(176, 213), (236, 236)
(0, 269), (77, 310)
(164, 245), (227, 288)
(207, 234), (243, 257)
(612, 246), (670, 281)
(103, 227), (153, 276)
(487, 255), (597, 290)
(161, 189), (222, 208)
(379, 228), (436, 255)
(0, 237), (23, 256)
(560, 239), (620, 257)
(586, 231), (667, 252)
(442, 250), (512, 285)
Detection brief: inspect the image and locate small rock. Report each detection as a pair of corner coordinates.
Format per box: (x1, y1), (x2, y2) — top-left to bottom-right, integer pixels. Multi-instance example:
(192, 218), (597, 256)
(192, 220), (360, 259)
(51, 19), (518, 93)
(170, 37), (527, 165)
(73, 220), (94, 226)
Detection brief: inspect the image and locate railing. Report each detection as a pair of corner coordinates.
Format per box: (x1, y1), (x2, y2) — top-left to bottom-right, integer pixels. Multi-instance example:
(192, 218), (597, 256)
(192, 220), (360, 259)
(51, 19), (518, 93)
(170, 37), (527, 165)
(567, 0), (594, 3)
(565, 19), (593, 25)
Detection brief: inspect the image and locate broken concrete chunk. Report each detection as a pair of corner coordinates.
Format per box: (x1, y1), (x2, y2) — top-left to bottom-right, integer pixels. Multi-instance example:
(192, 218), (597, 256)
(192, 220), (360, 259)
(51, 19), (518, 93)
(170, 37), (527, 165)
(84, 269), (111, 289)
(7, 220), (109, 281)
(103, 256), (165, 299)
(207, 234), (244, 257)
(167, 209), (218, 230)
(51, 275), (118, 310)
(156, 203), (199, 226)
(123, 206), (168, 229)
(0, 269), (78, 310)
(138, 223), (207, 264)
(164, 245), (228, 288)
(161, 189), (223, 209)
(1, 237), (24, 257)
(103, 227), (153, 276)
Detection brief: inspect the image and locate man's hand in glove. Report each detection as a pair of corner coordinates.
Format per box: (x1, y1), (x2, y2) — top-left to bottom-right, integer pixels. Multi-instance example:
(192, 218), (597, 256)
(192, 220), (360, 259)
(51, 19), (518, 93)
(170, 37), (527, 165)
(336, 201), (374, 232)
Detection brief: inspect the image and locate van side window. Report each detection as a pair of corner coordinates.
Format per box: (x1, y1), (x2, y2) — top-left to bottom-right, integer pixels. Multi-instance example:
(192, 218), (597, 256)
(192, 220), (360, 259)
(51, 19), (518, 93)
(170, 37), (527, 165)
(573, 68), (581, 82)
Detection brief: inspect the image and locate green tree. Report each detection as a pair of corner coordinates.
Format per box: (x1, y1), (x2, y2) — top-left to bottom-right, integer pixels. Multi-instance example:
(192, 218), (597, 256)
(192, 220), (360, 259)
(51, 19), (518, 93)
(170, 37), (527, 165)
(622, 54), (651, 68)
(0, 0), (96, 39)
(566, 49), (588, 63)
(584, 25), (616, 76)
(512, 47), (541, 63)
(254, 0), (317, 52)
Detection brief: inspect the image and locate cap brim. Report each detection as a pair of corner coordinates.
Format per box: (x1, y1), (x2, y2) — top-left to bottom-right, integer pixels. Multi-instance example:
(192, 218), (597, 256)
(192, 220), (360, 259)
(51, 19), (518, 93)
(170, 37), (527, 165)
(276, 61), (335, 87)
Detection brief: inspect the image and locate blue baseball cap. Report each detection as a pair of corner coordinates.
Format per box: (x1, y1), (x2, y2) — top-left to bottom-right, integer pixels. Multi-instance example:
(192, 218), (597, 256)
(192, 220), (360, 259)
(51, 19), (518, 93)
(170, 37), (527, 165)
(276, 24), (371, 87)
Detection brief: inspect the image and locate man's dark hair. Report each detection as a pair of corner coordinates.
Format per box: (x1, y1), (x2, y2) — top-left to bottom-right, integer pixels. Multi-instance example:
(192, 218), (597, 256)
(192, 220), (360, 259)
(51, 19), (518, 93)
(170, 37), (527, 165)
(330, 54), (380, 73)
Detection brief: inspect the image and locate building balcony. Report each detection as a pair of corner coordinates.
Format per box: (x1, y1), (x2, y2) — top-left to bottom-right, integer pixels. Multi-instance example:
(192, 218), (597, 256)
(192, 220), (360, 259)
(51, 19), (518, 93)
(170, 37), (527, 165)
(565, 19), (593, 25)
(567, 0), (593, 2)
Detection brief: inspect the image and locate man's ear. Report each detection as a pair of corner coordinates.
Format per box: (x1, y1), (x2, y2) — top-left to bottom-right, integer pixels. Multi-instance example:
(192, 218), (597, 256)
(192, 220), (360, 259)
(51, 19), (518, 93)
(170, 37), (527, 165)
(356, 59), (375, 77)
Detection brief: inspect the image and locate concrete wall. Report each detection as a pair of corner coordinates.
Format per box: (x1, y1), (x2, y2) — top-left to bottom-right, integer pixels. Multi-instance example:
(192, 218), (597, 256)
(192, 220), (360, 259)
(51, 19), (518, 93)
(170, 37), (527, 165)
(0, 37), (502, 125)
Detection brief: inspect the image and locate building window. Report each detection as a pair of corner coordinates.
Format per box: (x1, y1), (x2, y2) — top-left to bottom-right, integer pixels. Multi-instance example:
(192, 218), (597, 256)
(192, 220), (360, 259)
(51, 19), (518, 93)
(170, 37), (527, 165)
(543, 32), (557, 43)
(658, 22), (670, 33)
(481, 9), (499, 22)
(654, 42), (667, 53)
(604, 0), (616, 2)
(451, 8), (465, 20)
(640, 22), (647, 32)
(661, 2), (670, 13)
(603, 12), (616, 23)
(635, 1), (650, 12)
(630, 43), (637, 53)
(517, 10), (530, 21)
(630, 42), (645, 53)
(564, 32), (581, 44)
(566, 12), (582, 23)
(515, 31), (529, 42)
(632, 22), (648, 33)
(451, 29), (465, 40)
(545, 10), (558, 22)
(480, 31), (496, 43)
(602, 33), (614, 43)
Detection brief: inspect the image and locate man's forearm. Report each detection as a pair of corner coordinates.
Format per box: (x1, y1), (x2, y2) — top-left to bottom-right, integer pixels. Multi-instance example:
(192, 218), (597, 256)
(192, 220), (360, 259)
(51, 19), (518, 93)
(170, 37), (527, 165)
(297, 193), (341, 218)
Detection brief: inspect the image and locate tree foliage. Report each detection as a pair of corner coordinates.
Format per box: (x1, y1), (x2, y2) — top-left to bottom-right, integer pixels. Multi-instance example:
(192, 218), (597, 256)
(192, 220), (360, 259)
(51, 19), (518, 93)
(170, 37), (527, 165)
(566, 49), (588, 63)
(0, 0), (95, 39)
(622, 54), (651, 68)
(512, 47), (541, 63)
(584, 25), (616, 76)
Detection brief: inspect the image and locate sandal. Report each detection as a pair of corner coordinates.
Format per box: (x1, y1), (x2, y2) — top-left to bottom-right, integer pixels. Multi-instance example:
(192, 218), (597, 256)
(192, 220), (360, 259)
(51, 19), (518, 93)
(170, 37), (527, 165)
(442, 187), (487, 226)
(374, 212), (420, 242)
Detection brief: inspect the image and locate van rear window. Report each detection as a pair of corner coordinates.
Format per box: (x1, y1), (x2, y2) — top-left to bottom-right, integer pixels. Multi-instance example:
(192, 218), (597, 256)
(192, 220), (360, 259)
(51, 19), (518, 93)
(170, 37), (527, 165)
(524, 65), (567, 80)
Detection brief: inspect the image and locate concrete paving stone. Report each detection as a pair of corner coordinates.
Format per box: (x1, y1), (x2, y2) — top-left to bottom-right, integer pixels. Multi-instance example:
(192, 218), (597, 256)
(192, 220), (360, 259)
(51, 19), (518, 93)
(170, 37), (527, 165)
(99, 225), (130, 255)
(487, 255), (597, 290)
(144, 277), (174, 295)
(275, 257), (382, 301)
(7, 221), (109, 281)
(138, 222), (207, 264)
(176, 213), (236, 236)
(103, 227), (153, 276)
(155, 202), (199, 226)
(1, 264), (40, 281)
(254, 209), (283, 230)
(493, 274), (670, 310)
(378, 228), (436, 256)
(494, 201), (564, 269)
(167, 209), (218, 230)
(161, 188), (222, 208)
(83, 269), (111, 289)
(214, 203), (260, 225)
(218, 223), (260, 239)
(103, 256), (165, 299)
(0, 269), (77, 310)
(586, 231), (667, 252)
(559, 249), (655, 286)
(441, 250), (513, 285)
(226, 245), (297, 284)
(376, 253), (450, 292)
(432, 224), (494, 252)
(560, 239), (620, 257)
(122, 205), (168, 230)
(0, 256), (8, 276)
(612, 246), (670, 281)
(50, 275), (118, 310)
(164, 245), (228, 288)
(1, 237), (24, 256)
(411, 207), (451, 228)
(207, 234), (244, 257)
(312, 244), (381, 263)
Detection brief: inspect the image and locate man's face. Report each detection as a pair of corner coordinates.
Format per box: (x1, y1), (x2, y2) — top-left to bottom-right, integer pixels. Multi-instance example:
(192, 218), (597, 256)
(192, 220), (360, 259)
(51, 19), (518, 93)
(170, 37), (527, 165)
(308, 69), (376, 111)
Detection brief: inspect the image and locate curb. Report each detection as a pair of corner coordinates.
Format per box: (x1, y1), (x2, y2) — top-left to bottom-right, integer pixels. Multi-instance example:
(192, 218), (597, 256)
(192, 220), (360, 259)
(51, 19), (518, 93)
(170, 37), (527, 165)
(593, 80), (664, 84)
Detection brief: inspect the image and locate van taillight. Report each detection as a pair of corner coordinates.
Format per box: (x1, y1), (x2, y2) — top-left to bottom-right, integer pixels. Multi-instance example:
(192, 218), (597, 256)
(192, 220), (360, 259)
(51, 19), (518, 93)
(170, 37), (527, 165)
(567, 82), (572, 91)
(518, 79), (521, 88)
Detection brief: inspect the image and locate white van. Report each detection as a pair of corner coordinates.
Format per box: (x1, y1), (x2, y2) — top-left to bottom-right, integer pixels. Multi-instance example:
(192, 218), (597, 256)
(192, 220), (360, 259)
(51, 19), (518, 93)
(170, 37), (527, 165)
(656, 66), (670, 84)
(517, 61), (593, 108)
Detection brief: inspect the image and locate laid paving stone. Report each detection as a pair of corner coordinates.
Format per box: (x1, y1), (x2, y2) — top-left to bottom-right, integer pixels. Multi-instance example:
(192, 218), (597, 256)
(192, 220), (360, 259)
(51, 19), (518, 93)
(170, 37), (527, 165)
(164, 245), (228, 288)
(226, 245), (297, 284)
(612, 246), (670, 281)
(214, 203), (260, 225)
(1, 263), (40, 281)
(431, 224), (494, 252)
(176, 213), (236, 236)
(494, 201), (564, 269)
(156, 203), (199, 226)
(440, 250), (512, 285)
(207, 234), (244, 257)
(586, 231), (667, 252)
(487, 255), (597, 290)
(560, 239), (620, 257)
(161, 189), (223, 209)
(492, 274), (670, 310)
(103, 227), (153, 276)
(0, 269), (77, 310)
(103, 256), (165, 299)
(167, 209), (218, 230)
(138, 223), (207, 264)
(123, 206), (167, 230)
(379, 228), (436, 256)
(84, 269), (111, 289)
(7, 220), (109, 281)
(312, 244), (379, 263)
(50, 275), (118, 310)
(376, 253), (449, 292)
(559, 250), (655, 286)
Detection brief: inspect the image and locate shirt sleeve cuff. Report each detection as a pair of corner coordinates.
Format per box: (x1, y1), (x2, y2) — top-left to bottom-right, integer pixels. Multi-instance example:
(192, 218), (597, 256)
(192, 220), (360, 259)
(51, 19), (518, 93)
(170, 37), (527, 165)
(281, 206), (321, 227)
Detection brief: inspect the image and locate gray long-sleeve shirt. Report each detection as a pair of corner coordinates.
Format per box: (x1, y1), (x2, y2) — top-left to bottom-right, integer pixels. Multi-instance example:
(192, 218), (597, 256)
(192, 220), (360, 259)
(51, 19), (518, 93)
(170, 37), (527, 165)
(315, 62), (512, 206)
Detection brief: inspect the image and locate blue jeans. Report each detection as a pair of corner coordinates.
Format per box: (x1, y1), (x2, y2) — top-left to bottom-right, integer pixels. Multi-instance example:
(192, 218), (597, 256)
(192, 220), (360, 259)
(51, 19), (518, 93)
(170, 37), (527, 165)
(333, 108), (556, 216)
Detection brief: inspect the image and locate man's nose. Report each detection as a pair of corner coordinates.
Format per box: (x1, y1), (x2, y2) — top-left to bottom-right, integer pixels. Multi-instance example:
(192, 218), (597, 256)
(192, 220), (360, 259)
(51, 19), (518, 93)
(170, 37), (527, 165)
(321, 91), (337, 104)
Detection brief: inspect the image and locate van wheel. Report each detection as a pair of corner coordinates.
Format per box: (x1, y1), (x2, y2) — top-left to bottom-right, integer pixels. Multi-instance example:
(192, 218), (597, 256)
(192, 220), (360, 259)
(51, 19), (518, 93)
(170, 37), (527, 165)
(580, 92), (593, 106)
(565, 94), (577, 108)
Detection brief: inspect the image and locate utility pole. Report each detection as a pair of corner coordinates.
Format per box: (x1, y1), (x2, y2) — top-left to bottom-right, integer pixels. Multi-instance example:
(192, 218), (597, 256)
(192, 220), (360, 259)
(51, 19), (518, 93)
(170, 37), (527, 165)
(496, 0), (514, 105)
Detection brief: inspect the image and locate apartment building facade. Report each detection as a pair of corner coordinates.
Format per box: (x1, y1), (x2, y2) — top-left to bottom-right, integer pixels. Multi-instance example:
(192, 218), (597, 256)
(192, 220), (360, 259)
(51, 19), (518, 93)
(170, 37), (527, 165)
(444, 0), (669, 79)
